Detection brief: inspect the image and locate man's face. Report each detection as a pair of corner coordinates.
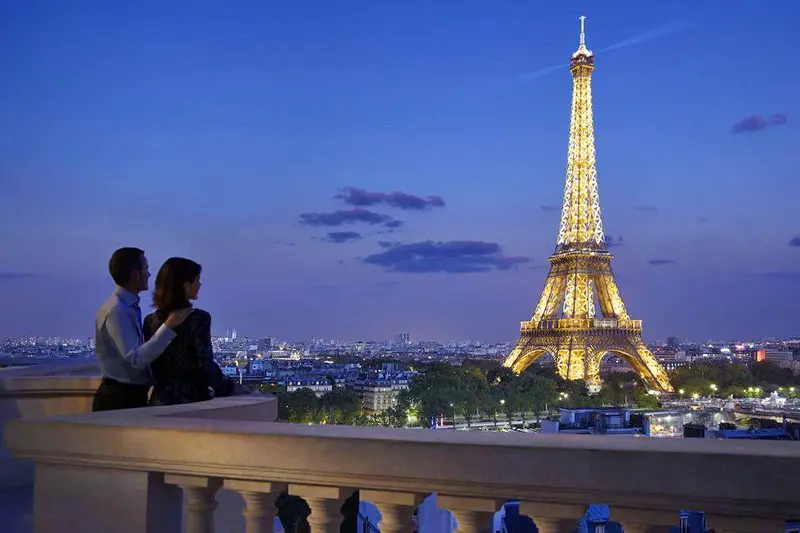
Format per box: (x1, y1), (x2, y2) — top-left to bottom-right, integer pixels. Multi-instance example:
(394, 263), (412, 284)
(133, 255), (151, 293)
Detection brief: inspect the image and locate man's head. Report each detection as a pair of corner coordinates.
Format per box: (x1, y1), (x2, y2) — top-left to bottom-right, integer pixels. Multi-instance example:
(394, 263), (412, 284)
(108, 247), (150, 293)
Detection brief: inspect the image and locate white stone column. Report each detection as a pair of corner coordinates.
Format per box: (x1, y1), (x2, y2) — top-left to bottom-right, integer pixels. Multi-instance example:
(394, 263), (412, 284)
(290, 484), (354, 533)
(224, 479), (288, 533)
(437, 495), (500, 533)
(165, 474), (222, 533)
(360, 490), (424, 533)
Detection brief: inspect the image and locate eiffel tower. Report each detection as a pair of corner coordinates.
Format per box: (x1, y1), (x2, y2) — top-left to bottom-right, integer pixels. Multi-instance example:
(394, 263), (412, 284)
(503, 17), (673, 393)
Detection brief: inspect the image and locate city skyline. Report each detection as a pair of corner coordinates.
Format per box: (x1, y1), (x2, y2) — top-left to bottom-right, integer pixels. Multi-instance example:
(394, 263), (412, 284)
(1, 2), (798, 341)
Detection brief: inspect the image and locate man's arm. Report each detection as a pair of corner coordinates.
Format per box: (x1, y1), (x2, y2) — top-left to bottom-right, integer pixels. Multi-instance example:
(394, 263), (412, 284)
(104, 308), (176, 369)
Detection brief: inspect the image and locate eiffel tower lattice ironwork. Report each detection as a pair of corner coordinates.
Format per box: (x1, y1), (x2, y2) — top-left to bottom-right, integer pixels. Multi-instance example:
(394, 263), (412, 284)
(503, 17), (673, 393)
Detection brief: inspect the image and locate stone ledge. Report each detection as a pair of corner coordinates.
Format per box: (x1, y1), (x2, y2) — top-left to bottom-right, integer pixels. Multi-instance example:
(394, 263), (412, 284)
(4, 398), (799, 521)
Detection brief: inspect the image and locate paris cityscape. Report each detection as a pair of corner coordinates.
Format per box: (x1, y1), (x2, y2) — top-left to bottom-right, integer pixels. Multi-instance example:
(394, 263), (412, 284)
(1, 2), (798, 533)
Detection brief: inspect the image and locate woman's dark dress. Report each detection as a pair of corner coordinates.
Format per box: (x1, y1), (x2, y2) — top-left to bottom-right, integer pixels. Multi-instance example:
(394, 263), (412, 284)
(143, 309), (233, 406)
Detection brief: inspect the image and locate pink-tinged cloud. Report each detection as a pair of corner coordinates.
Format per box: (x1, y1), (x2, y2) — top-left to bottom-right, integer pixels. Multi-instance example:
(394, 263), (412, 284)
(325, 231), (363, 243)
(298, 208), (396, 227)
(335, 187), (445, 211)
(648, 258), (677, 266)
(730, 113), (788, 134)
(363, 240), (529, 274)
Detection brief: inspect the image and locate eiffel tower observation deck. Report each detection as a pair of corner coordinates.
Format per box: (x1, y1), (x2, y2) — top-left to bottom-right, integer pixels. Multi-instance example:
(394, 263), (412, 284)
(503, 17), (674, 394)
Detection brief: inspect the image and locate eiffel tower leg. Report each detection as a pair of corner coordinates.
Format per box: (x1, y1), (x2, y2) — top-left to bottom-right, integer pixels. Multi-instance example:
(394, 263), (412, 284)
(585, 348), (601, 394)
(504, 339), (553, 374)
(632, 342), (674, 393)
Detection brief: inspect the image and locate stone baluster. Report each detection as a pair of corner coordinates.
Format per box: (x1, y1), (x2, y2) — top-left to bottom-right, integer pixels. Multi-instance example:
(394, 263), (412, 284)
(519, 502), (585, 533)
(290, 484), (354, 533)
(164, 474), (222, 533)
(360, 490), (424, 533)
(224, 480), (288, 533)
(437, 495), (501, 533)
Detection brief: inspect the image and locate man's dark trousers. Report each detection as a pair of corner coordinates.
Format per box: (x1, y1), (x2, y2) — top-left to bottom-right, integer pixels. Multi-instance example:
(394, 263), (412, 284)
(91, 377), (150, 412)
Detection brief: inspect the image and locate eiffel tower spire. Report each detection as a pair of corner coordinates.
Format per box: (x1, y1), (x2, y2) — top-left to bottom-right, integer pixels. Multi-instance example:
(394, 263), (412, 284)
(504, 17), (674, 393)
(557, 15), (604, 254)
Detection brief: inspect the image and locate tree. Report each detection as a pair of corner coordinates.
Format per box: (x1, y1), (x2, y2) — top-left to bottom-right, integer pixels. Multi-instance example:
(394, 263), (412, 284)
(278, 388), (320, 423)
(456, 367), (489, 429)
(405, 364), (463, 428)
(321, 388), (361, 425)
(516, 373), (558, 425)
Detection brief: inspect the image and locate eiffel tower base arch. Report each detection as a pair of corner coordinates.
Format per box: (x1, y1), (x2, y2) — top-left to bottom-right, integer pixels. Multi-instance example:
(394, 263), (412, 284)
(504, 324), (673, 393)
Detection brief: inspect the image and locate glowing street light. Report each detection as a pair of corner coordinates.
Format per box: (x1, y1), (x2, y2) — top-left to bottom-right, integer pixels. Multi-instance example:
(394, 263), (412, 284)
(710, 384), (718, 392)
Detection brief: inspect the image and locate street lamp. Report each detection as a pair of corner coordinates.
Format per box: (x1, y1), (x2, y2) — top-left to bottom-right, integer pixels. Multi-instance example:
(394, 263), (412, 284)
(710, 384), (718, 393)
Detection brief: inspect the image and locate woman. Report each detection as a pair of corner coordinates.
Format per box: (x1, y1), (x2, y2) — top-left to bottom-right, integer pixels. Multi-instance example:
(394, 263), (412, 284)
(143, 257), (234, 405)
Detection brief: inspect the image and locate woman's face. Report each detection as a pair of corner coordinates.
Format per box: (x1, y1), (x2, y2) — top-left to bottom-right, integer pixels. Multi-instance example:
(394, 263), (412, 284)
(184, 275), (201, 301)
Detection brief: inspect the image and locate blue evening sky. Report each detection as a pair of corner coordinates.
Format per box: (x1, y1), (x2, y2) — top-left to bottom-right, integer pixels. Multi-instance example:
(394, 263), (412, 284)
(0, 1), (798, 341)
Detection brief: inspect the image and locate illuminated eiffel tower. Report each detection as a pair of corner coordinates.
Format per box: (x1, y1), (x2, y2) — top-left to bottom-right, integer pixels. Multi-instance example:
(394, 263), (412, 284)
(503, 17), (673, 393)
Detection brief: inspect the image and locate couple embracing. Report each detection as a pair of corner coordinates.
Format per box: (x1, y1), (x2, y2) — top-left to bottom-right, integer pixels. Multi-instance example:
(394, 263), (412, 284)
(92, 247), (236, 412)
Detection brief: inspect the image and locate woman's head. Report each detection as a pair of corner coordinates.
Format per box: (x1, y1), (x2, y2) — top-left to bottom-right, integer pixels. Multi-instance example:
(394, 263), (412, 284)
(152, 257), (202, 313)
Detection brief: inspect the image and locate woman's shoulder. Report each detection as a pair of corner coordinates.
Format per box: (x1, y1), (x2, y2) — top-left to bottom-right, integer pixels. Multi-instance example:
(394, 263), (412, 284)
(188, 308), (212, 324)
(143, 311), (164, 326)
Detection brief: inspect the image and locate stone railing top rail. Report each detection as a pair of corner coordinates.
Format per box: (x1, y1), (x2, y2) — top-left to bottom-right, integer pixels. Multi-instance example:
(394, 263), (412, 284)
(4, 394), (800, 519)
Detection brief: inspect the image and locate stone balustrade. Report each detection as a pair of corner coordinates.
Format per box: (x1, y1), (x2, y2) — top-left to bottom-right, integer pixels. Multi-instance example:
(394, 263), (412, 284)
(0, 359), (101, 490)
(3, 394), (799, 533)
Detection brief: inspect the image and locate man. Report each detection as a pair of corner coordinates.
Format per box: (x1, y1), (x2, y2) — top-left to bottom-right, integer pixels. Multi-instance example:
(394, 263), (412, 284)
(92, 247), (192, 412)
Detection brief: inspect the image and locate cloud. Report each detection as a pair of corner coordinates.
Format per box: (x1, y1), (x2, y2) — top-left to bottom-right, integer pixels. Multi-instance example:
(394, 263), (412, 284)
(605, 235), (624, 248)
(647, 259), (677, 266)
(335, 187), (445, 211)
(730, 113), (787, 134)
(697, 217), (710, 224)
(384, 220), (404, 229)
(540, 205), (560, 212)
(0, 272), (34, 282)
(298, 208), (394, 227)
(362, 240), (529, 274)
(634, 205), (657, 212)
(789, 236), (800, 247)
(325, 231), (362, 244)
(377, 241), (396, 248)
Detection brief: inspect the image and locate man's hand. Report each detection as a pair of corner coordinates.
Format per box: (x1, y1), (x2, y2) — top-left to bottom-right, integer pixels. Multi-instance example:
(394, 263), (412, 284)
(164, 308), (193, 328)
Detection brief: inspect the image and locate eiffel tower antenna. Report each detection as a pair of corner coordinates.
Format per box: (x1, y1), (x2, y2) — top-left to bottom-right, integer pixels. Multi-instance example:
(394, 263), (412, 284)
(503, 17), (673, 394)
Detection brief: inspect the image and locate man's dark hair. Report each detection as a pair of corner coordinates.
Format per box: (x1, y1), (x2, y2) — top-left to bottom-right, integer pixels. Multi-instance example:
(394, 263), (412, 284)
(152, 257), (202, 314)
(108, 247), (145, 286)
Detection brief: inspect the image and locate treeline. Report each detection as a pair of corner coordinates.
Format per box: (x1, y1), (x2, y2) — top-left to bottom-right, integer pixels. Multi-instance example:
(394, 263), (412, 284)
(671, 360), (800, 398)
(276, 359), (659, 428)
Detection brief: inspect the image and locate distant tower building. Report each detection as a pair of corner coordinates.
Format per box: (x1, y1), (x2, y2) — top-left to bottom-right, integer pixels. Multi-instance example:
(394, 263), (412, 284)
(395, 333), (410, 344)
(231, 329), (238, 340)
(258, 337), (276, 351)
(667, 336), (679, 348)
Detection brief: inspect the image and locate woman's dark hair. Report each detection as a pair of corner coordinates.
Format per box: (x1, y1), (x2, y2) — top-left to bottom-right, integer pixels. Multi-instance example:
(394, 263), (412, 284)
(152, 257), (202, 314)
